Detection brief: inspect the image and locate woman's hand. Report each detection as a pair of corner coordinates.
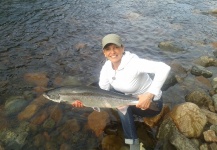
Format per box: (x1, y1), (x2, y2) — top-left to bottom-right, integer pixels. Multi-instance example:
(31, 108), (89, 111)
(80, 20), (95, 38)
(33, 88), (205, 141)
(136, 92), (154, 110)
(72, 100), (84, 107)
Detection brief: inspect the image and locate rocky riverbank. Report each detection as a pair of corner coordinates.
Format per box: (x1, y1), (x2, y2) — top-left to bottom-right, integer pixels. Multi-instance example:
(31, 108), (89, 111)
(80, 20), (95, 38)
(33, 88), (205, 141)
(1, 48), (217, 150)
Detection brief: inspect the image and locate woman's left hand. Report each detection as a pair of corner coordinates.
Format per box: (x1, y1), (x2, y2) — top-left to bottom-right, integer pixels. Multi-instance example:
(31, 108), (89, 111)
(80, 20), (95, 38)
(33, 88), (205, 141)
(136, 92), (155, 110)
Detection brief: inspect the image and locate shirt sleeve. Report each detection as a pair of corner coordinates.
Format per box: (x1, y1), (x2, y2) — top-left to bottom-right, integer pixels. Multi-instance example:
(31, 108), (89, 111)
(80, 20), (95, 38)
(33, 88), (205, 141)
(99, 64), (111, 91)
(136, 58), (171, 96)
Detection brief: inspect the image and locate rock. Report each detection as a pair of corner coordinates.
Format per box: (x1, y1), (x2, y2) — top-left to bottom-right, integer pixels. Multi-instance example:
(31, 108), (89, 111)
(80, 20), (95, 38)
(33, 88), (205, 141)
(4, 96), (28, 116)
(88, 111), (110, 137)
(48, 105), (63, 123)
(45, 141), (58, 150)
(191, 65), (213, 78)
(23, 91), (36, 101)
(203, 130), (217, 142)
(59, 119), (80, 140)
(169, 102), (207, 138)
(18, 95), (49, 121)
(201, 109), (217, 125)
(144, 105), (170, 127)
(18, 103), (38, 121)
(24, 72), (49, 87)
(101, 135), (124, 150)
(210, 143), (217, 150)
(195, 76), (212, 89)
(136, 124), (156, 149)
(158, 41), (185, 53)
(193, 56), (217, 67)
(60, 76), (82, 86)
(0, 121), (30, 150)
(42, 118), (55, 130)
(169, 61), (188, 76)
(33, 86), (47, 95)
(60, 143), (72, 150)
(30, 109), (49, 125)
(162, 72), (177, 91)
(212, 77), (217, 86)
(212, 77), (217, 93)
(185, 90), (215, 112)
(33, 133), (45, 147)
(200, 143), (209, 150)
(169, 129), (199, 150)
(210, 125), (217, 134)
(212, 94), (217, 112)
(157, 117), (178, 150)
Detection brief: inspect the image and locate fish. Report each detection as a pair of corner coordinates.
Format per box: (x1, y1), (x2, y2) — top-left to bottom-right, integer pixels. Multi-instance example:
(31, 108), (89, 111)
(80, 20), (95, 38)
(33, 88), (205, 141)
(43, 85), (160, 112)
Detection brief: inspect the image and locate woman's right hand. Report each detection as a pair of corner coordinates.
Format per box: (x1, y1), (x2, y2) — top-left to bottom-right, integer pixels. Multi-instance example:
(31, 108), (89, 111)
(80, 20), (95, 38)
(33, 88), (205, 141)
(72, 100), (84, 107)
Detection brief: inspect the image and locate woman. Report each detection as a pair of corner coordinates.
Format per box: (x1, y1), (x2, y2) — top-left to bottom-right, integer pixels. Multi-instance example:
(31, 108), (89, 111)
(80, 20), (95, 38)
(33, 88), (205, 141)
(73, 34), (171, 150)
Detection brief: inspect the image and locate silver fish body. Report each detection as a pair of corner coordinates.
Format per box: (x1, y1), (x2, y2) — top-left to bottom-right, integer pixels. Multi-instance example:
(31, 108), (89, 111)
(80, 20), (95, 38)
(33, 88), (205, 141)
(43, 85), (160, 111)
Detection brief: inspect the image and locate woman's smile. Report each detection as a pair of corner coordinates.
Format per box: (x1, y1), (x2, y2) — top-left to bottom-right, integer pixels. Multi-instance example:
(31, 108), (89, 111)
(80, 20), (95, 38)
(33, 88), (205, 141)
(103, 43), (124, 69)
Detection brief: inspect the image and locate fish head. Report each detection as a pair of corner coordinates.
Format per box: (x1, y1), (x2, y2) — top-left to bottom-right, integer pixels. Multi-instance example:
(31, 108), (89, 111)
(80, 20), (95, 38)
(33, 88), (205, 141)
(43, 91), (61, 103)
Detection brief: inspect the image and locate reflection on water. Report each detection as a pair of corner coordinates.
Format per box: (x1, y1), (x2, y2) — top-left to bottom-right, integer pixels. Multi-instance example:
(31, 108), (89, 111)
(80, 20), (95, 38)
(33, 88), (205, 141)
(0, 0), (217, 149)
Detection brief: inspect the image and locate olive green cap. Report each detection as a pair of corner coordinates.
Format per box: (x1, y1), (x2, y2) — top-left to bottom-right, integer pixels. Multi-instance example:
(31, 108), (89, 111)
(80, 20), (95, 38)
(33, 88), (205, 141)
(102, 34), (123, 49)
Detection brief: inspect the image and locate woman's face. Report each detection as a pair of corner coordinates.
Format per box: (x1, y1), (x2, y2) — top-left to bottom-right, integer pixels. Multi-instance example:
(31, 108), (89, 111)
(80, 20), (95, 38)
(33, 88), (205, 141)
(103, 43), (124, 64)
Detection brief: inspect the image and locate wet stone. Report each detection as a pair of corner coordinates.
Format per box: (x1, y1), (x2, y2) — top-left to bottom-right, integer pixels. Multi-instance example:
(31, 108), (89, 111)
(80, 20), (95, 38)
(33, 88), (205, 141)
(42, 118), (55, 130)
(169, 129), (198, 150)
(193, 56), (217, 67)
(88, 111), (110, 137)
(201, 109), (217, 125)
(169, 102), (207, 138)
(191, 65), (213, 78)
(158, 41), (185, 53)
(203, 130), (217, 142)
(4, 96), (28, 116)
(24, 72), (49, 87)
(185, 90), (215, 112)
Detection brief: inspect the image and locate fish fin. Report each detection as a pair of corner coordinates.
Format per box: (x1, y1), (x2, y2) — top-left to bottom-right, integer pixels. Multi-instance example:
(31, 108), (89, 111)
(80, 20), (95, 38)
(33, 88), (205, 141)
(92, 107), (100, 112)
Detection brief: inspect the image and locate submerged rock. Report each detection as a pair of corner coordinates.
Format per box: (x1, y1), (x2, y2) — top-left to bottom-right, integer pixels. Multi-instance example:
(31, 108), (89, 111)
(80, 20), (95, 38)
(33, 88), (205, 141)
(191, 65), (213, 78)
(24, 72), (49, 87)
(4, 96), (28, 116)
(193, 56), (217, 67)
(158, 41), (185, 53)
(88, 111), (110, 137)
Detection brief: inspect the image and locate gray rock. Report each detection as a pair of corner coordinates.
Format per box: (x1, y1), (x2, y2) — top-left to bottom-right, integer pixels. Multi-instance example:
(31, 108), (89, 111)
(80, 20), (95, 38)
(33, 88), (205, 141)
(185, 90), (215, 112)
(157, 117), (178, 150)
(170, 129), (199, 150)
(210, 125), (217, 134)
(158, 41), (185, 53)
(213, 94), (217, 112)
(0, 122), (29, 150)
(4, 96), (28, 116)
(191, 65), (213, 78)
(193, 56), (217, 67)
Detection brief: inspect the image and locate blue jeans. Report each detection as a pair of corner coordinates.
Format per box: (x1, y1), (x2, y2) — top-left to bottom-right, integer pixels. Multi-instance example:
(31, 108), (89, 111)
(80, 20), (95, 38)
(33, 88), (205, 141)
(117, 98), (163, 144)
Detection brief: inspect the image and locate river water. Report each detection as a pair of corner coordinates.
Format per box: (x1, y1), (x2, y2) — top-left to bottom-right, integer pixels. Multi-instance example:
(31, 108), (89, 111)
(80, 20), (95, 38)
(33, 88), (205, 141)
(1, 0), (217, 96)
(0, 0), (217, 149)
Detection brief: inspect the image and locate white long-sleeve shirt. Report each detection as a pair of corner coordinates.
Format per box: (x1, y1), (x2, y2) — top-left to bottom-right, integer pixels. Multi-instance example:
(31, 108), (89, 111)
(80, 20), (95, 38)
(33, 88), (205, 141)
(99, 51), (171, 101)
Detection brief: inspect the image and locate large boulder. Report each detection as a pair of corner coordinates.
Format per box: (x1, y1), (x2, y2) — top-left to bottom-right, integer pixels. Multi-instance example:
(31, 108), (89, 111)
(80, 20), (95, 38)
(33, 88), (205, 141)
(169, 102), (207, 138)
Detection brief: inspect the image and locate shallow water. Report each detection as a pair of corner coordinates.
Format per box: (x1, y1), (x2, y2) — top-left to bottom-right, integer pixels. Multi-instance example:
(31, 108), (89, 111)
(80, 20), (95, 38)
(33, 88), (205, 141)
(0, 0), (217, 149)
